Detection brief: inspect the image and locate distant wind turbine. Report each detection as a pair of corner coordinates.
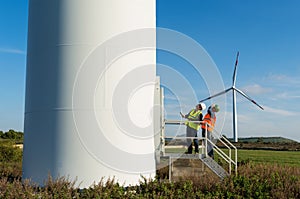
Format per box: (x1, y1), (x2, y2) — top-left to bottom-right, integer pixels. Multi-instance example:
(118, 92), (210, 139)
(199, 52), (264, 142)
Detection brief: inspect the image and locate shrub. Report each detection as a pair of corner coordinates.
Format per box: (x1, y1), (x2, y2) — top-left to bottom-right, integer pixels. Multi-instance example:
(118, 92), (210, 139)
(0, 130), (24, 141)
(0, 145), (299, 198)
(0, 142), (23, 163)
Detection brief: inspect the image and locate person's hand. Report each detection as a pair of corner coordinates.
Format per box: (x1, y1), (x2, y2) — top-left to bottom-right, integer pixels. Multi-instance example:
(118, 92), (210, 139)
(180, 112), (184, 118)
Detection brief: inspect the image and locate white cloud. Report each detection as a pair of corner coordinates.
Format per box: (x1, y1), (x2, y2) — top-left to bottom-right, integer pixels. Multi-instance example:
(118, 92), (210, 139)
(242, 84), (272, 95)
(274, 92), (300, 100)
(164, 94), (179, 101)
(266, 73), (300, 86)
(0, 48), (25, 55)
(267, 74), (288, 81)
(263, 105), (297, 116)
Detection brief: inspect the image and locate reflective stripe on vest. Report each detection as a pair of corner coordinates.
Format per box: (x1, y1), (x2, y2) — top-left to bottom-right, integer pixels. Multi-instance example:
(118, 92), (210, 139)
(201, 113), (216, 132)
(185, 109), (202, 130)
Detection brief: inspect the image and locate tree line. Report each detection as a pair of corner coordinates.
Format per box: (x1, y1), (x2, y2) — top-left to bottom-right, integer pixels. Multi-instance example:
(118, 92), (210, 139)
(0, 129), (23, 140)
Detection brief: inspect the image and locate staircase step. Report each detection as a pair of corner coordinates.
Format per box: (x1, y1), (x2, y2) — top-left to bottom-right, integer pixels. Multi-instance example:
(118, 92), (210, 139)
(162, 153), (230, 180)
(201, 157), (229, 179)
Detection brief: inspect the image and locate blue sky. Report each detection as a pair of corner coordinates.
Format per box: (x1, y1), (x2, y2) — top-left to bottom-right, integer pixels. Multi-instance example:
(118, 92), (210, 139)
(0, 0), (28, 132)
(156, 0), (300, 142)
(1, 1), (300, 142)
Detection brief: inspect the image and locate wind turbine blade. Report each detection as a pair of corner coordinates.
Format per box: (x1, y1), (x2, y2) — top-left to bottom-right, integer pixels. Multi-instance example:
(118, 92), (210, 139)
(199, 88), (232, 102)
(232, 51), (239, 86)
(234, 88), (264, 110)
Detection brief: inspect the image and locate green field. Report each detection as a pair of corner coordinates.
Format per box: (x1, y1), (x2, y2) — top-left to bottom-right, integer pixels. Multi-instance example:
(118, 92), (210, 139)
(0, 136), (299, 197)
(165, 147), (300, 167)
(238, 149), (300, 166)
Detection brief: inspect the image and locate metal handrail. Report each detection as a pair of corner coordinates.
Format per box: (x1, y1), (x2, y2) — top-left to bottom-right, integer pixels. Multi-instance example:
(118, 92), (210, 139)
(207, 138), (233, 174)
(162, 119), (238, 175)
(210, 128), (238, 175)
(217, 134), (238, 174)
(210, 131), (237, 174)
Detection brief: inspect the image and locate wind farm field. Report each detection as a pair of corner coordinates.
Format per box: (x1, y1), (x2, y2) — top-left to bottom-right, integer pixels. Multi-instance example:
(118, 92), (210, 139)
(165, 148), (300, 167)
(165, 136), (300, 166)
(0, 131), (299, 198)
(237, 149), (300, 167)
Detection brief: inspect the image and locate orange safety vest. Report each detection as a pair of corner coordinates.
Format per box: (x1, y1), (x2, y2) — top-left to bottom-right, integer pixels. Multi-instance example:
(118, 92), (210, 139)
(201, 113), (216, 132)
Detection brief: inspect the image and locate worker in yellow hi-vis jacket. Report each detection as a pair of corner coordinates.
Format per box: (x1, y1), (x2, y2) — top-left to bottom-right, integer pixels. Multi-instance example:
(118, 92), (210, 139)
(180, 103), (206, 154)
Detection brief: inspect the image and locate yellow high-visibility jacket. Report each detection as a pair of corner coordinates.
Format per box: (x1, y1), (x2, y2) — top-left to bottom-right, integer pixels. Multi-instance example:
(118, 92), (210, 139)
(185, 109), (202, 130)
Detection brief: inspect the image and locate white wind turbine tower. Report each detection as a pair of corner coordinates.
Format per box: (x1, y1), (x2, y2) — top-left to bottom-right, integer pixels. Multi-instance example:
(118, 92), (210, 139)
(199, 52), (264, 142)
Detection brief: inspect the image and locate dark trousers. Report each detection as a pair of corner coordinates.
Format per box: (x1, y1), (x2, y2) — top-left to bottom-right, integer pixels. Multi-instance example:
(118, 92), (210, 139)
(186, 126), (199, 154)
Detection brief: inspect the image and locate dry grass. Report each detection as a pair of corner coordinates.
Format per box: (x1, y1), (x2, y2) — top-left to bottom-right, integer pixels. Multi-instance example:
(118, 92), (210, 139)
(0, 162), (298, 198)
(0, 142), (299, 198)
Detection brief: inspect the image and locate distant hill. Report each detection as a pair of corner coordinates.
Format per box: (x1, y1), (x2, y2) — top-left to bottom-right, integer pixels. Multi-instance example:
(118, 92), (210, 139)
(165, 135), (300, 151)
(233, 137), (298, 144)
(166, 135), (298, 144)
(225, 137), (300, 151)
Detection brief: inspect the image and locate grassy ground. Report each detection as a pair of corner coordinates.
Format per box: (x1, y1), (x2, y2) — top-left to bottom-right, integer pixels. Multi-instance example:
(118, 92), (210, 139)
(0, 140), (299, 197)
(238, 149), (300, 167)
(165, 147), (300, 167)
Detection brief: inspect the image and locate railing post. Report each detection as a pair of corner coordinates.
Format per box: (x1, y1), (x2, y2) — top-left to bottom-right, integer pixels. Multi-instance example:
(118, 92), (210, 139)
(160, 87), (165, 156)
(161, 119), (166, 156)
(169, 157), (172, 182)
(235, 148), (238, 175)
(229, 148), (231, 174)
(205, 123), (208, 157)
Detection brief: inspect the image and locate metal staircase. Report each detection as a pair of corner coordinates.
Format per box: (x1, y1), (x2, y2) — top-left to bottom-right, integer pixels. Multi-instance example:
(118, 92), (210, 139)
(201, 156), (229, 179)
(157, 120), (238, 181)
(153, 82), (237, 181)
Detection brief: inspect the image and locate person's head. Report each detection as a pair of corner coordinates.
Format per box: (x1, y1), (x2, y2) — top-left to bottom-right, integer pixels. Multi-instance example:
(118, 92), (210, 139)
(196, 103), (206, 111)
(211, 104), (220, 112)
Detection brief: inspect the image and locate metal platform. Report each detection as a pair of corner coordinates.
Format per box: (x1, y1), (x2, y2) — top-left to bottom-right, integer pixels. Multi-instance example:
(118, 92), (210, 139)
(161, 152), (229, 181)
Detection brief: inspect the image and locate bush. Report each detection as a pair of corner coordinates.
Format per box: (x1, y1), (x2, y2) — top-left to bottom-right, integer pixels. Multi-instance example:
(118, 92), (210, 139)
(0, 142), (22, 163)
(0, 143), (299, 198)
(0, 129), (24, 141)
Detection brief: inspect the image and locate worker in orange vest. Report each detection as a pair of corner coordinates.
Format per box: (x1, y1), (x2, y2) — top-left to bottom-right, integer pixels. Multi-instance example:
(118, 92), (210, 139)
(201, 104), (220, 158)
